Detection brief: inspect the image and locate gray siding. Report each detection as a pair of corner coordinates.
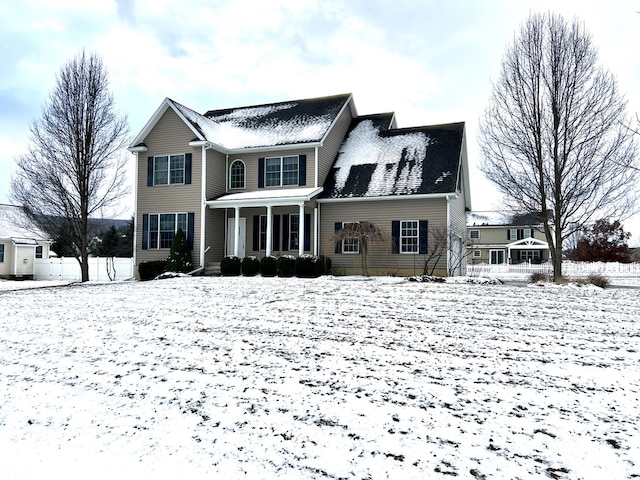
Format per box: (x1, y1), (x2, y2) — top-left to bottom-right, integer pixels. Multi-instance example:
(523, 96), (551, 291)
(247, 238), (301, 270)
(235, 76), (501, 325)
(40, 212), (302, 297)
(317, 105), (353, 187)
(319, 198), (450, 276)
(135, 108), (202, 267)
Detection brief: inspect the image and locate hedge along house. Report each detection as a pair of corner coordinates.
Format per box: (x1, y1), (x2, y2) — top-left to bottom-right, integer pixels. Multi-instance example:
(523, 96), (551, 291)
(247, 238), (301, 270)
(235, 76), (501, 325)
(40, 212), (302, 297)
(128, 93), (470, 277)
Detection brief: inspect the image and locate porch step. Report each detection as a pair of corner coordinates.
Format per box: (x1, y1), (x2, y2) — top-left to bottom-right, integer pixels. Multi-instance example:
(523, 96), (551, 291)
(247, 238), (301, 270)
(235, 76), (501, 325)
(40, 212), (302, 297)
(203, 262), (221, 276)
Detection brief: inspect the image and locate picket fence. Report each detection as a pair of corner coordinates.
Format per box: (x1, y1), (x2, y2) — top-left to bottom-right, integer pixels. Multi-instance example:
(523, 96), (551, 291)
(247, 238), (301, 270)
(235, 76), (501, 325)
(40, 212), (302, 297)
(466, 260), (640, 278)
(34, 257), (135, 282)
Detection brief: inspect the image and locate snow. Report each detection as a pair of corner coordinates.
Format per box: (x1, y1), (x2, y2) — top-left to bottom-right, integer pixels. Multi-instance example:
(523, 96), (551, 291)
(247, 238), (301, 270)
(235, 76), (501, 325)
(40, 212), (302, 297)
(211, 187), (322, 203)
(1, 275), (639, 479)
(173, 101), (332, 150)
(333, 120), (429, 197)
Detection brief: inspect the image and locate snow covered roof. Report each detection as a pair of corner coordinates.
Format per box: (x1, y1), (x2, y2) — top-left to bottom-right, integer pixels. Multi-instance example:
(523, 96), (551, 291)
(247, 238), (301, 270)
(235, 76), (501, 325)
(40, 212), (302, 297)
(320, 118), (465, 199)
(467, 211), (545, 227)
(131, 94), (353, 152)
(0, 205), (50, 242)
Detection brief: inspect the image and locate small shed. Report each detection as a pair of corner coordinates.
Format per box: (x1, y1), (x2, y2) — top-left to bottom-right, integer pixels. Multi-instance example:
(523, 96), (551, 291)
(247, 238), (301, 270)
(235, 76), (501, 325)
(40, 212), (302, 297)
(0, 205), (52, 280)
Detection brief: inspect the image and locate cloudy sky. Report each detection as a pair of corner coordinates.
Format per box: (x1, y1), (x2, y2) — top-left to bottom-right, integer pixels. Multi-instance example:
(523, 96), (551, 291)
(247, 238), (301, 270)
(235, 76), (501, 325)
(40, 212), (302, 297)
(1, 0), (639, 242)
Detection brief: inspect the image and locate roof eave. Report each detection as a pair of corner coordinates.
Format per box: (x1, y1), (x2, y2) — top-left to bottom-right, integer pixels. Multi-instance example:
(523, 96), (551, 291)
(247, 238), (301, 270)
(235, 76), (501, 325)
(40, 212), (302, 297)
(317, 192), (458, 203)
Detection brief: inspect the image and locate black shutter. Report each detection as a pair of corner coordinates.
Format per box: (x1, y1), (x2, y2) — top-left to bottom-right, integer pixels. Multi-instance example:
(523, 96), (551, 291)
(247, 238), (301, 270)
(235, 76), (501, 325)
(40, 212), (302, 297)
(142, 214), (149, 250)
(185, 153), (192, 184)
(304, 213), (311, 251)
(299, 154), (306, 186)
(258, 158), (265, 188)
(147, 157), (154, 186)
(253, 215), (260, 251)
(419, 220), (428, 254)
(273, 215), (280, 251)
(283, 214), (290, 250)
(334, 222), (342, 253)
(391, 221), (400, 254)
(187, 212), (195, 250)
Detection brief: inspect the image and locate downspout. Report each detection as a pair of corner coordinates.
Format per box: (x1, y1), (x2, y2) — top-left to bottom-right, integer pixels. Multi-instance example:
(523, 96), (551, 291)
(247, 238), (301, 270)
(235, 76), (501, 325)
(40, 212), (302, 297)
(446, 195), (452, 275)
(200, 144), (208, 269)
(314, 147), (319, 187)
(132, 152), (139, 274)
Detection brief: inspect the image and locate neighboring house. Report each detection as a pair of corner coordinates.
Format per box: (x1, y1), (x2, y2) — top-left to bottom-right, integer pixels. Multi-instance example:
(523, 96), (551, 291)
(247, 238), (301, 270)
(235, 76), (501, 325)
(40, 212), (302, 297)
(128, 93), (470, 277)
(467, 211), (550, 265)
(0, 204), (52, 280)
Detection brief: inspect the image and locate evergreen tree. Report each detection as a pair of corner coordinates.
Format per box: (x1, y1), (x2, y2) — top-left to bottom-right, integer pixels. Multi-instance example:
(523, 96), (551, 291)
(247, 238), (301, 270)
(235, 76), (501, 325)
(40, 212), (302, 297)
(165, 228), (193, 273)
(569, 219), (631, 262)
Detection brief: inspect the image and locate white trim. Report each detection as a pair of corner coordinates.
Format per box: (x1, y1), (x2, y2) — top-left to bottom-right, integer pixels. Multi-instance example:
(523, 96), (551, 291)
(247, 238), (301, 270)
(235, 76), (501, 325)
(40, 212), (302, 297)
(399, 220), (419, 254)
(317, 192), (458, 204)
(200, 145), (208, 268)
(228, 159), (246, 190)
(207, 187), (323, 209)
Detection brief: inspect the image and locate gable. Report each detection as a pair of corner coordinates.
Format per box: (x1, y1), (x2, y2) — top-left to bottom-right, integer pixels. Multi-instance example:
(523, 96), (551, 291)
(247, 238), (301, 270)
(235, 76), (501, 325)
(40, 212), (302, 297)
(321, 119), (465, 199)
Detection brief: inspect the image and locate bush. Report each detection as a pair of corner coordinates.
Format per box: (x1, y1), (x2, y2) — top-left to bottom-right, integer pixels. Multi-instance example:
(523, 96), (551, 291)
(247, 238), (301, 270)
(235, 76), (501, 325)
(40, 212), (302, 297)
(318, 255), (332, 275)
(584, 273), (610, 288)
(260, 256), (278, 277)
(295, 254), (321, 278)
(138, 260), (166, 281)
(165, 228), (193, 273)
(529, 272), (551, 283)
(277, 255), (295, 277)
(241, 256), (260, 276)
(220, 256), (241, 276)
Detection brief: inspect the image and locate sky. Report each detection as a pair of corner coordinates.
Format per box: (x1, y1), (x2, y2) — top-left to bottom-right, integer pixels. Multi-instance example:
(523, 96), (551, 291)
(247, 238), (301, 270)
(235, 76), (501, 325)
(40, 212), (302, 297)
(1, 0), (639, 244)
(1, 275), (639, 478)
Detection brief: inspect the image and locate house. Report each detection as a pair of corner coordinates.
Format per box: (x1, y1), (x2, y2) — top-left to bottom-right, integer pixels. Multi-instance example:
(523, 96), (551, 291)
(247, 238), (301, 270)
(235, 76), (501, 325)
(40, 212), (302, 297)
(467, 211), (550, 265)
(128, 93), (470, 277)
(0, 204), (52, 280)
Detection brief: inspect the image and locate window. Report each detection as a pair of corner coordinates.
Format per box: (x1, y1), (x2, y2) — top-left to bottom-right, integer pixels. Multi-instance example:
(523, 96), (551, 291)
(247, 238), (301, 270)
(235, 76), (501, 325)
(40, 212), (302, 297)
(154, 154), (185, 185)
(508, 228), (518, 240)
(523, 228), (532, 239)
(288, 215), (300, 250)
(0, 244), (4, 262)
(341, 222), (360, 254)
(400, 220), (419, 253)
(147, 213), (188, 249)
(473, 250), (481, 258)
(520, 250), (540, 262)
(229, 160), (245, 189)
(490, 250), (505, 264)
(259, 215), (267, 250)
(35, 245), (43, 259)
(470, 230), (480, 240)
(265, 156), (299, 187)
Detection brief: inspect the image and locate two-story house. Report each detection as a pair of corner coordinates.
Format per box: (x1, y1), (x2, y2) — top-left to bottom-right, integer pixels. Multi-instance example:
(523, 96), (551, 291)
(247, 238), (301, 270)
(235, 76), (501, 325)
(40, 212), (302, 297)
(128, 93), (470, 277)
(467, 211), (550, 265)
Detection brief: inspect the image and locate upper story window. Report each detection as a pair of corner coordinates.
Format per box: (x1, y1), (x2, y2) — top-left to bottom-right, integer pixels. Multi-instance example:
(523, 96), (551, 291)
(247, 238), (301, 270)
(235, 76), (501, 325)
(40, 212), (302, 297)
(229, 160), (245, 189)
(154, 154), (185, 185)
(470, 229), (480, 240)
(509, 228), (533, 241)
(265, 155), (299, 187)
(508, 228), (518, 240)
(35, 245), (43, 259)
(400, 220), (419, 253)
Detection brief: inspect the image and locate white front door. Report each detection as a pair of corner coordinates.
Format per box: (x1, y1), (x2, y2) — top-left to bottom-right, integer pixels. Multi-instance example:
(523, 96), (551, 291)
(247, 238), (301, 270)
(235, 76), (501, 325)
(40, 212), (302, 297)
(227, 217), (246, 258)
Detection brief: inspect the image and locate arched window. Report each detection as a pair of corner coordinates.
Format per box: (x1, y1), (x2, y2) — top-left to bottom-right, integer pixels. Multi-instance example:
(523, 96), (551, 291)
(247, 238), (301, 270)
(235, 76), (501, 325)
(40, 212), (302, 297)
(229, 160), (245, 189)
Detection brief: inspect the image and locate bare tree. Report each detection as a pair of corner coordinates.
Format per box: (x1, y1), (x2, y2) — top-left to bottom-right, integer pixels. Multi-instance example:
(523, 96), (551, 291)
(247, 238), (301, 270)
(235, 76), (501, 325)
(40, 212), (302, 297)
(422, 227), (471, 276)
(329, 222), (391, 276)
(479, 12), (638, 281)
(10, 51), (130, 282)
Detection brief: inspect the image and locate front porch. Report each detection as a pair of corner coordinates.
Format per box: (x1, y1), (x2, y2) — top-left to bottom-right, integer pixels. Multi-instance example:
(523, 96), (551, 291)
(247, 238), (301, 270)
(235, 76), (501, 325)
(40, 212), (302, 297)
(206, 187), (323, 259)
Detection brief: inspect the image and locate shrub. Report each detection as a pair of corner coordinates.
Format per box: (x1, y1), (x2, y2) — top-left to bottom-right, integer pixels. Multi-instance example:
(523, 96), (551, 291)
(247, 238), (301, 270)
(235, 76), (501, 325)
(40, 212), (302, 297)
(260, 256), (278, 277)
(277, 255), (295, 277)
(585, 273), (610, 288)
(138, 260), (166, 281)
(165, 228), (193, 273)
(529, 272), (551, 283)
(220, 256), (241, 276)
(241, 256), (260, 276)
(295, 254), (321, 278)
(318, 255), (332, 275)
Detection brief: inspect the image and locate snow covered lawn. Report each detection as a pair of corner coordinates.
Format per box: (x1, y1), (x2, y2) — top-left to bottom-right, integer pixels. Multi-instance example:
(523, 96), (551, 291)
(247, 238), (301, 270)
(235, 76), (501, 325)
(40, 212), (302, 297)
(1, 276), (639, 479)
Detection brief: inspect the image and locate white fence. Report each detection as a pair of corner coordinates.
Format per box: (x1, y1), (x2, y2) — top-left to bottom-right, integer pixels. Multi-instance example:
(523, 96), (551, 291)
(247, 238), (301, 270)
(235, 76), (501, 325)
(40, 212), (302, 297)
(467, 261), (640, 279)
(34, 257), (135, 282)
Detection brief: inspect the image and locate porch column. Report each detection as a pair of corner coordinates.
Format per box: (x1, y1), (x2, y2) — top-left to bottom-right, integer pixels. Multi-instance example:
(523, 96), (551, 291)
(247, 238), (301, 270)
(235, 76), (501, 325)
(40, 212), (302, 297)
(265, 205), (273, 256)
(234, 207), (240, 257)
(298, 203), (305, 256)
